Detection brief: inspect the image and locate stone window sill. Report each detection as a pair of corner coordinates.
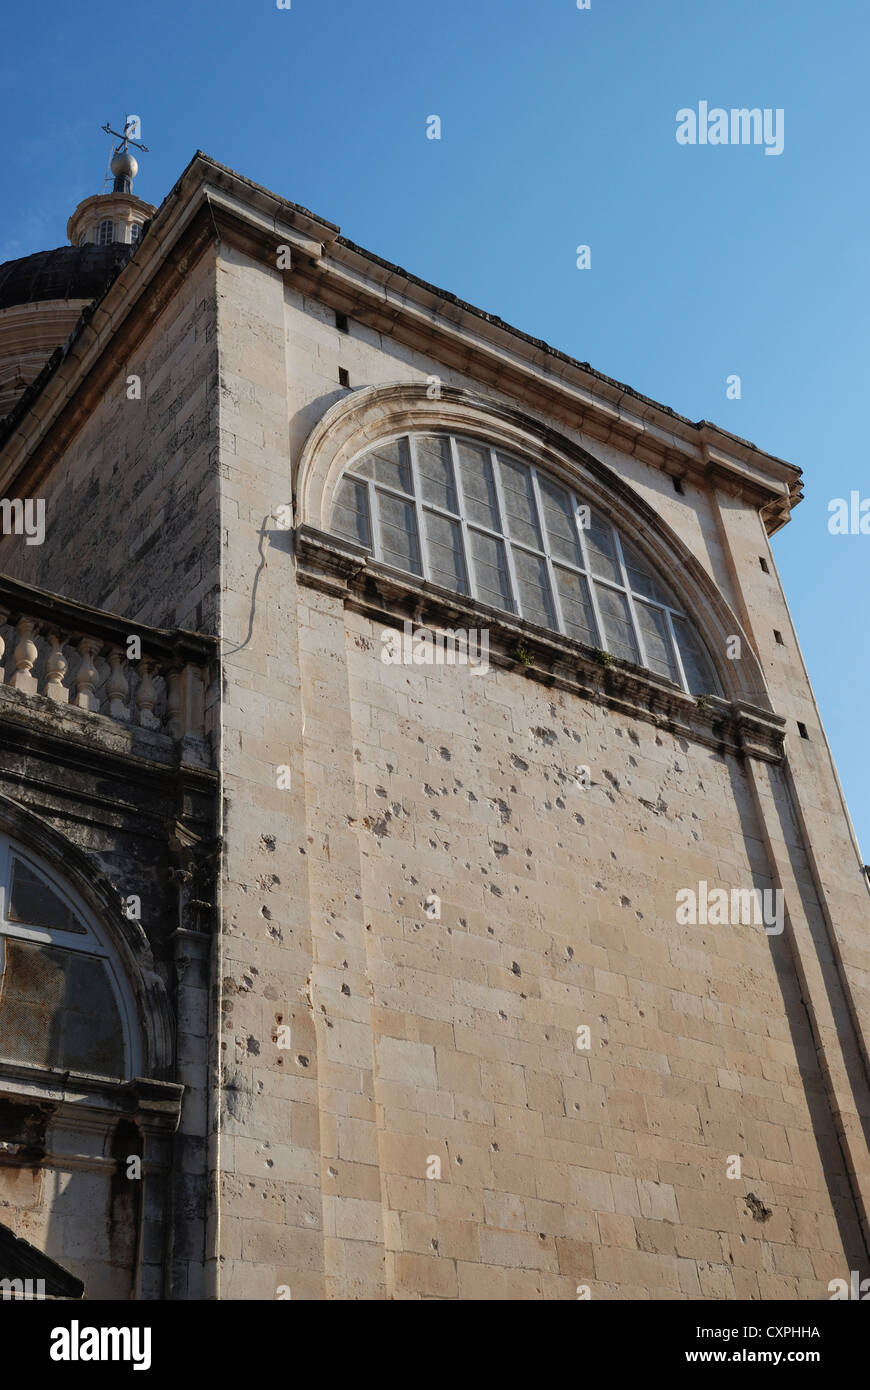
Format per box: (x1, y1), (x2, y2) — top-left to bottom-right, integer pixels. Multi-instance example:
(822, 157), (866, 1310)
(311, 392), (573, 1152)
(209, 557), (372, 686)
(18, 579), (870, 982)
(294, 523), (787, 763)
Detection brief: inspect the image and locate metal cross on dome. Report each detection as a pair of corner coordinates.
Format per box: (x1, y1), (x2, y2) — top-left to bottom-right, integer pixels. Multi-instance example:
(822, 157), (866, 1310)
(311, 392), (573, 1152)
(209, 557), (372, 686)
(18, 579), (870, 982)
(101, 117), (149, 154)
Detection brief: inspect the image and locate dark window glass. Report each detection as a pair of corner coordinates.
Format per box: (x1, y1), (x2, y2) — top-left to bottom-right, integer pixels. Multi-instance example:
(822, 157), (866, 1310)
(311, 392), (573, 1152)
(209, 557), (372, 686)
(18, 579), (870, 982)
(8, 859), (85, 934)
(0, 939), (125, 1077)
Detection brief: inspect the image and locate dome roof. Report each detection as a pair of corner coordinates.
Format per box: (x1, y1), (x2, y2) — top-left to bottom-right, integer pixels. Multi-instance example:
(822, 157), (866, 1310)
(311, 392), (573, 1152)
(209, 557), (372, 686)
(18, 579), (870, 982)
(0, 243), (133, 312)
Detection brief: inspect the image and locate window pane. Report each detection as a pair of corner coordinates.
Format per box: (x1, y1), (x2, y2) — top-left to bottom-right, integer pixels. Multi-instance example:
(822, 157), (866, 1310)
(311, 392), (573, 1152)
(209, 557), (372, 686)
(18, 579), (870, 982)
(7, 859), (85, 934)
(331, 477), (372, 549)
(456, 441), (500, 530)
(594, 583), (639, 663)
(554, 567), (598, 646)
(0, 939), (125, 1077)
(424, 511), (467, 593)
(620, 538), (673, 607)
(496, 454), (543, 549)
(539, 477), (582, 566)
(584, 512), (621, 584)
(330, 436), (719, 698)
(377, 492), (421, 574)
(512, 547), (555, 628)
(415, 436), (457, 513)
(673, 615), (719, 695)
(65, 953), (126, 1077)
(468, 529), (513, 612)
(634, 601), (680, 682)
(353, 438), (412, 495)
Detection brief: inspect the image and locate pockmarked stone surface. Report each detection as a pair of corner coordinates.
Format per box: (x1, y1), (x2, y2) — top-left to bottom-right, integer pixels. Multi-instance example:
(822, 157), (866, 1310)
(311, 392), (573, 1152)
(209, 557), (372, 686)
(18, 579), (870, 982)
(0, 150), (866, 1301)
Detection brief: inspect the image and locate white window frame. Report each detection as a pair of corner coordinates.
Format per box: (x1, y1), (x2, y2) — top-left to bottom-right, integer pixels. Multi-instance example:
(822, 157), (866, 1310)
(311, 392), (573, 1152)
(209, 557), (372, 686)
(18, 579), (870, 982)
(0, 833), (139, 1078)
(332, 431), (721, 696)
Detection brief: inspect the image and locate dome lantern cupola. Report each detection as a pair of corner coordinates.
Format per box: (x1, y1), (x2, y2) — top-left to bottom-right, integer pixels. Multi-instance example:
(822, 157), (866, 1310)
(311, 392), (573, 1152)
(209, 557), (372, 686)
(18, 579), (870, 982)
(0, 117), (157, 420)
(67, 117), (155, 249)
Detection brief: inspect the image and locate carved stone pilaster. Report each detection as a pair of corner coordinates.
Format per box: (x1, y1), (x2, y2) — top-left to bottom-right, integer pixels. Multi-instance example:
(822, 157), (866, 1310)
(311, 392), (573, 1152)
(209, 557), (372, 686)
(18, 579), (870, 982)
(167, 820), (220, 937)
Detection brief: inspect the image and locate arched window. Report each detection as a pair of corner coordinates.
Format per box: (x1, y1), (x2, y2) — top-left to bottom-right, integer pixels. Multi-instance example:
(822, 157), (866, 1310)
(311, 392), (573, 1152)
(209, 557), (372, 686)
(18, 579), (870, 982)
(97, 218), (114, 246)
(330, 432), (720, 695)
(129, 223), (141, 245)
(0, 835), (137, 1079)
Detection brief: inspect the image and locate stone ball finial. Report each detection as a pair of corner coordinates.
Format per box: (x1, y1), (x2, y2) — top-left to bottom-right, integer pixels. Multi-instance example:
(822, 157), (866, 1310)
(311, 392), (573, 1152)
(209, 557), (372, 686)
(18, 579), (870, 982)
(110, 149), (138, 183)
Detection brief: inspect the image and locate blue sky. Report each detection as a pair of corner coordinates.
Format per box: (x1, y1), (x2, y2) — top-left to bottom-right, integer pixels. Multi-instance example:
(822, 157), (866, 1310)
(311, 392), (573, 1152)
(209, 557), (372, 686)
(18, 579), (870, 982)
(2, 0), (868, 854)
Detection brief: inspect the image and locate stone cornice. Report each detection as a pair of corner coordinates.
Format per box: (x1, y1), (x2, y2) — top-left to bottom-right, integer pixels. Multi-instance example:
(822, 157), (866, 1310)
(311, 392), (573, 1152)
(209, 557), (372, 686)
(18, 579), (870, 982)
(0, 153), (802, 532)
(295, 524), (787, 764)
(0, 686), (218, 793)
(0, 1064), (184, 1136)
(289, 246), (800, 526)
(0, 573), (216, 666)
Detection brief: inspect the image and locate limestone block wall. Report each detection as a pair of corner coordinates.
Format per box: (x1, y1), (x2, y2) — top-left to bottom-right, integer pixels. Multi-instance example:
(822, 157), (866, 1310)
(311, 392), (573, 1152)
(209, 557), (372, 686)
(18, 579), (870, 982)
(293, 591), (864, 1299)
(0, 247), (221, 637)
(213, 239), (870, 1298)
(214, 243), (326, 1298)
(2, 1142), (138, 1301)
(0, 237), (222, 1298)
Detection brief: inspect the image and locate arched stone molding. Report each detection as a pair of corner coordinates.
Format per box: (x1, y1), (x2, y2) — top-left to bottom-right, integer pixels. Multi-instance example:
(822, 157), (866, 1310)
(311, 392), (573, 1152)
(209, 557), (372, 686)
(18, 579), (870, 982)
(0, 794), (173, 1080)
(294, 382), (771, 710)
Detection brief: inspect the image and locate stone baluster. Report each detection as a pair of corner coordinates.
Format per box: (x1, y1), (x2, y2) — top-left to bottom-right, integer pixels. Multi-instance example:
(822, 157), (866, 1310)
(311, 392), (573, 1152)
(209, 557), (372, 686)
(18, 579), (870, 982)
(10, 617), (39, 694)
(74, 637), (101, 712)
(135, 657), (160, 729)
(106, 646), (130, 720)
(43, 631), (69, 703)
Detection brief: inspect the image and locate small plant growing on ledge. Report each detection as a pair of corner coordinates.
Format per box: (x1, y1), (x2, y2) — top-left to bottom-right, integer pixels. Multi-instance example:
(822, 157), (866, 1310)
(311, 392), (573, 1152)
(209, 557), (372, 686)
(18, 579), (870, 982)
(593, 648), (614, 668)
(510, 640), (533, 666)
(695, 693), (709, 711)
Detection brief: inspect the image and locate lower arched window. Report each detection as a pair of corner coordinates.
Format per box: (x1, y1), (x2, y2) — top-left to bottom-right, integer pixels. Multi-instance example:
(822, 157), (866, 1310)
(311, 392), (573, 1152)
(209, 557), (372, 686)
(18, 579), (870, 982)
(330, 432), (721, 695)
(0, 835), (136, 1079)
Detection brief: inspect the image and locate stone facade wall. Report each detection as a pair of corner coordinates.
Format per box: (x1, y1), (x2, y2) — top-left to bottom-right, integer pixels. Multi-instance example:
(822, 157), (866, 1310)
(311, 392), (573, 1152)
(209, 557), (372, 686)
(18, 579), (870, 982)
(0, 247), (221, 637)
(0, 204), (866, 1301)
(0, 700), (209, 1300)
(0, 246), (221, 1300)
(294, 590), (863, 1298)
(212, 240), (870, 1298)
(213, 243), (324, 1297)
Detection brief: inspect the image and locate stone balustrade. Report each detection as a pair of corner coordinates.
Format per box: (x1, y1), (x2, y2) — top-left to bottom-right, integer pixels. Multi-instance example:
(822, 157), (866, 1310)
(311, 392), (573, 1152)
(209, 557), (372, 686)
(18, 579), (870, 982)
(0, 576), (215, 749)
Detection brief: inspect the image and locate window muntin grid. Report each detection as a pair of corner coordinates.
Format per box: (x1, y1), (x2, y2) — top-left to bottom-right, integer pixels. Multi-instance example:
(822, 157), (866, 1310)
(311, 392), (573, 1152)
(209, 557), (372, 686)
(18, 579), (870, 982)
(330, 432), (720, 696)
(0, 835), (137, 1079)
(97, 218), (114, 246)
